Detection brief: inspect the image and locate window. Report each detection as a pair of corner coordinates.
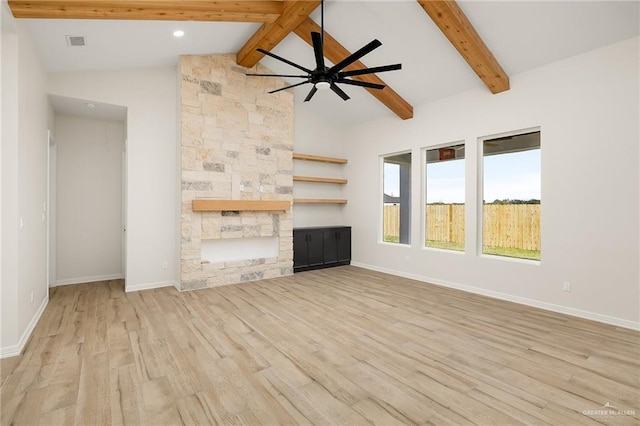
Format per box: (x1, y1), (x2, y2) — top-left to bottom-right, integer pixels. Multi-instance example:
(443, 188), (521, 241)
(383, 152), (411, 244)
(482, 131), (541, 260)
(425, 143), (465, 251)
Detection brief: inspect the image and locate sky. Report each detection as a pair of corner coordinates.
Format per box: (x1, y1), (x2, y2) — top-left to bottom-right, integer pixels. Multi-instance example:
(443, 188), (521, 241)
(384, 163), (401, 196)
(384, 149), (541, 203)
(482, 150), (541, 203)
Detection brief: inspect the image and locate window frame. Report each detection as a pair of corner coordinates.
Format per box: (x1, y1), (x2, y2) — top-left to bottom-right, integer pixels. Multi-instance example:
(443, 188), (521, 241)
(477, 127), (541, 264)
(380, 150), (413, 246)
(422, 141), (467, 254)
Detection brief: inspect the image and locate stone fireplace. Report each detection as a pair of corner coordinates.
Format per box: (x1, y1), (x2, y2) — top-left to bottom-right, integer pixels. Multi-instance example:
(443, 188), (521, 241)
(179, 54), (294, 291)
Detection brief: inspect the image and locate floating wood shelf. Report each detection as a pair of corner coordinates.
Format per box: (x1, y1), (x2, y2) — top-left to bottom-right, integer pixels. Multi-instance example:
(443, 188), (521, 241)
(293, 153), (348, 164)
(294, 199), (348, 204)
(192, 200), (290, 212)
(293, 175), (348, 184)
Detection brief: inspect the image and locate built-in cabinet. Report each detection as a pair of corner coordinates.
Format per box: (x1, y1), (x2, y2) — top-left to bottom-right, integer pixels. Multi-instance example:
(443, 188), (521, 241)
(292, 153), (351, 272)
(293, 226), (351, 272)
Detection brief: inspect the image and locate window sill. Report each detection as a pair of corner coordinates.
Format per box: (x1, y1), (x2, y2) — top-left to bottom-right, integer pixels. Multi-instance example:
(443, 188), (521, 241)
(424, 247), (465, 255)
(479, 253), (540, 265)
(379, 241), (412, 248)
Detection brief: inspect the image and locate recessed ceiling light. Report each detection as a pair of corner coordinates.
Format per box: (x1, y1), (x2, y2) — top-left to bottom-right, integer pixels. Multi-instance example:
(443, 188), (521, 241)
(173, 30), (185, 38)
(86, 103), (96, 109)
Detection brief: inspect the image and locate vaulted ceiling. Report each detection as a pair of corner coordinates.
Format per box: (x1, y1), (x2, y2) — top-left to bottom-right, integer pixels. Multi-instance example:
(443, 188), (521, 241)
(7, 0), (639, 126)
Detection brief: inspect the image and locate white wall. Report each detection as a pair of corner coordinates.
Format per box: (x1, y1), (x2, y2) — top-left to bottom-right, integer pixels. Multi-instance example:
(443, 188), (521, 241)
(293, 92), (346, 228)
(48, 67), (178, 292)
(55, 115), (124, 285)
(344, 37), (639, 329)
(1, 4), (51, 356)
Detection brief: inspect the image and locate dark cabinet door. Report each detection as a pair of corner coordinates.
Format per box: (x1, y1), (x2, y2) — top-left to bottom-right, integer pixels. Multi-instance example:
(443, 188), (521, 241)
(307, 229), (324, 267)
(336, 227), (351, 263)
(293, 230), (309, 268)
(323, 229), (339, 264)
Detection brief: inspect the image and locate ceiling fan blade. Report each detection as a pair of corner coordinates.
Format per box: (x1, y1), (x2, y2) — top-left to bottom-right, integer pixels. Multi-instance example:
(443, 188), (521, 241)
(257, 48), (313, 74)
(304, 86), (318, 102)
(246, 73), (309, 78)
(338, 64), (401, 78)
(268, 81), (310, 94)
(336, 78), (385, 90)
(311, 32), (325, 70)
(327, 39), (382, 74)
(330, 83), (350, 101)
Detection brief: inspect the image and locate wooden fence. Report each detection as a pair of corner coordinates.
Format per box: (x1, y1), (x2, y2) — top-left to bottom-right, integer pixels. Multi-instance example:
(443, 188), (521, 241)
(383, 204), (540, 250)
(425, 204), (465, 245)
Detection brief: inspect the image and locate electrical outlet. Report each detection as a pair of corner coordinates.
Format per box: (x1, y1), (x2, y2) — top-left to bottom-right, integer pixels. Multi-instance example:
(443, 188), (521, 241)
(42, 212), (46, 222)
(162, 261), (168, 270)
(562, 281), (571, 292)
(30, 291), (34, 304)
(20, 217), (24, 230)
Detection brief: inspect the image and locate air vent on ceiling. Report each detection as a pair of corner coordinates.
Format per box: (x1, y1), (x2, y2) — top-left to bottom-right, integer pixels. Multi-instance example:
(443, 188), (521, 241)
(65, 35), (86, 47)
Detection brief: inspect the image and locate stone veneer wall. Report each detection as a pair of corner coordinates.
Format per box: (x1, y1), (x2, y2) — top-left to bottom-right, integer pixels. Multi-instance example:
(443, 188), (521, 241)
(180, 54), (294, 290)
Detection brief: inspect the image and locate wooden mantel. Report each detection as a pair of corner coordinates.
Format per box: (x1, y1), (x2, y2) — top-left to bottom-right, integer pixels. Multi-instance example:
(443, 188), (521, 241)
(192, 199), (291, 212)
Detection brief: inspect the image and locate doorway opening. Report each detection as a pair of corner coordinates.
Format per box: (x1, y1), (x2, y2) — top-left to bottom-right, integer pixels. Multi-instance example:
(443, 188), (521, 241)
(48, 95), (128, 287)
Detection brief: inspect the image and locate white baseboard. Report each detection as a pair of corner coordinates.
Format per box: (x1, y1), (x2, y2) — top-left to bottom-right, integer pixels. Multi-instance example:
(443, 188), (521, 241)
(1, 295), (49, 359)
(55, 273), (124, 286)
(351, 261), (640, 331)
(126, 280), (176, 293)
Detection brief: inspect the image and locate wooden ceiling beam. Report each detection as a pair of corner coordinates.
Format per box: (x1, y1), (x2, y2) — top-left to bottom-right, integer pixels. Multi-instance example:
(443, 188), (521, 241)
(294, 17), (413, 120)
(417, 0), (509, 94)
(7, 0), (284, 23)
(236, 0), (320, 68)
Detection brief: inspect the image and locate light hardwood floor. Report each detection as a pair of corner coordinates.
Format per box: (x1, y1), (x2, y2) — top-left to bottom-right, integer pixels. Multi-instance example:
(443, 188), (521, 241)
(1, 266), (639, 425)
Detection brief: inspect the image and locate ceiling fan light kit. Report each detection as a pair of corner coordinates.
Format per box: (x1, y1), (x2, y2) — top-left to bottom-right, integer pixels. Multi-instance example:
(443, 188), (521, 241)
(246, 0), (401, 102)
(315, 81), (331, 91)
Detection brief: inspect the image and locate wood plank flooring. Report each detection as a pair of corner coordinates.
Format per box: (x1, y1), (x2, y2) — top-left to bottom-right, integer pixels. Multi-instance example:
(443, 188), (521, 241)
(1, 266), (639, 425)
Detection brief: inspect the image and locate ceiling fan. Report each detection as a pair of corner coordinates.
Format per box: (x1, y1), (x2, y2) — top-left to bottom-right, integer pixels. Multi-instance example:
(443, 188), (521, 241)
(246, 0), (401, 102)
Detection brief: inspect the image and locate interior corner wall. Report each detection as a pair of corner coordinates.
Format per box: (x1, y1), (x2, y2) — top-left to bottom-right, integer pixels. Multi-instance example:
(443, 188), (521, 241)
(1, 5), (21, 352)
(292, 92), (347, 228)
(48, 66), (178, 292)
(55, 114), (124, 285)
(344, 37), (640, 328)
(1, 10), (50, 356)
